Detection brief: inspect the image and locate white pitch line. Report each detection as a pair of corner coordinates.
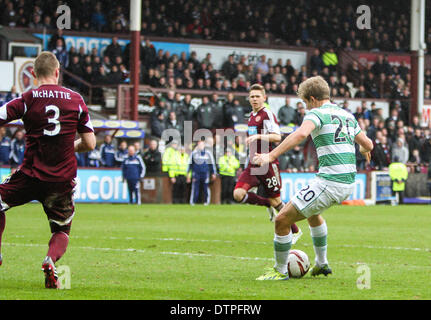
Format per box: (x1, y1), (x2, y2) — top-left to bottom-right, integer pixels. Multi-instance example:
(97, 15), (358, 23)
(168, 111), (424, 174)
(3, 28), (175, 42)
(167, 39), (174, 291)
(2, 242), (431, 269)
(6, 234), (431, 252)
(160, 251), (272, 261)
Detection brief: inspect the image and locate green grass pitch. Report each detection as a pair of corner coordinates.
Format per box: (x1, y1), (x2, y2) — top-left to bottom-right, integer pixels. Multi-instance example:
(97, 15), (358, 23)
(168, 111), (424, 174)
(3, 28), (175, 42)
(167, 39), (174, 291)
(0, 203), (430, 300)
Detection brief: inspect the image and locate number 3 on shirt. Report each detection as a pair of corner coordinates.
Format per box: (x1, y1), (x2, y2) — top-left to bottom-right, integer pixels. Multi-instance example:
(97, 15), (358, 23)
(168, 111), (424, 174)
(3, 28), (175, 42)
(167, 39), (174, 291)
(43, 105), (61, 136)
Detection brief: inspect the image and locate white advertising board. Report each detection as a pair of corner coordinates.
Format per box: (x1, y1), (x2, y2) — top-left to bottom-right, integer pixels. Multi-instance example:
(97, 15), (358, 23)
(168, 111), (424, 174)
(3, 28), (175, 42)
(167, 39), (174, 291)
(190, 44), (307, 70)
(0, 61), (14, 92)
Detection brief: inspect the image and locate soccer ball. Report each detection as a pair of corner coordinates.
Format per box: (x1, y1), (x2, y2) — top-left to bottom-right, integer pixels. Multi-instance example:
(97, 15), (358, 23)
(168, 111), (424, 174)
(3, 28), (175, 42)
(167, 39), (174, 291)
(287, 249), (310, 278)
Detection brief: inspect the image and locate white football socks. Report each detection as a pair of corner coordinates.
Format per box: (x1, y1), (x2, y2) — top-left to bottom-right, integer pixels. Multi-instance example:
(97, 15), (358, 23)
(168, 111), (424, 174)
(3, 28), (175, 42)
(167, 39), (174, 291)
(273, 232), (292, 275)
(309, 222), (328, 266)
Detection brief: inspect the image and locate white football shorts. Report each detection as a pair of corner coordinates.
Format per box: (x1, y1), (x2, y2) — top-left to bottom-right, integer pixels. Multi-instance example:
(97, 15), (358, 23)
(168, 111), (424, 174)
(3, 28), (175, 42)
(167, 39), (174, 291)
(291, 177), (355, 218)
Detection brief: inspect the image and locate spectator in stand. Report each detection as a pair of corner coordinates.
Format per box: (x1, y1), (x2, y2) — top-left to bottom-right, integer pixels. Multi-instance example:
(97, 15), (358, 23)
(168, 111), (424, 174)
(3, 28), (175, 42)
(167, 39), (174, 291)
(122, 145), (146, 204)
(420, 134), (431, 164)
(166, 111), (184, 139)
(365, 72), (380, 98)
(287, 145), (305, 172)
(28, 14), (44, 29)
(104, 37), (123, 63)
(76, 151), (88, 167)
(142, 139), (162, 174)
(151, 110), (166, 139)
(322, 46), (338, 75)
(195, 96), (214, 130)
(187, 140), (216, 206)
(210, 93), (224, 129)
(222, 54), (237, 81)
(176, 94), (195, 124)
(10, 130), (25, 172)
(100, 135), (116, 167)
(5, 86), (19, 103)
(164, 90), (176, 111)
(367, 117), (380, 141)
(309, 48), (324, 73)
(133, 141), (143, 157)
(48, 29), (66, 51)
(373, 135), (391, 170)
(3, 1), (17, 27)
(408, 129), (422, 160)
(67, 55), (83, 78)
(0, 128), (11, 166)
(107, 65), (123, 84)
(88, 146), (101, 167)
(391, 138), (409, 164)
(354, 85), (367, 99)
(346, 61), (361, 87)
(91, 2), (107, 32)
(52, 39), (69, 68)
(294, 102), (306, 125)
(115, 140), (128, 167)
(409, 149), (422, 172)
(171, 92), (184, 114)
(223, 92), (236, 128)
(255, 55), (269, 74)
(142, 39), (157, 69)
(371, 55), (392, 76)
(277, 97), (296, 126)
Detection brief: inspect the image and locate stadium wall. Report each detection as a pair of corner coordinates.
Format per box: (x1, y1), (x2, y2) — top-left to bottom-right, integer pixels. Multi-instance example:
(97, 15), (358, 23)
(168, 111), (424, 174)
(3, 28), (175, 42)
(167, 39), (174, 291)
(1, 166), (426, 204)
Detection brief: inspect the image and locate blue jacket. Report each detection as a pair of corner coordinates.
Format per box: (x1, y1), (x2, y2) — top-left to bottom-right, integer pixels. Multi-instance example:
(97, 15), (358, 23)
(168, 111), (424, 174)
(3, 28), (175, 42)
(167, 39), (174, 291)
(76, 152), (88, 167)
(187, 148), (216, 177)
(88, 148), (101, 167)
(10, 138), (25, 166)
(115, 148), (128, 167)
(100, 143), (116, 167)
(122, 155), (146, 181)
(0, 136), (11, 165)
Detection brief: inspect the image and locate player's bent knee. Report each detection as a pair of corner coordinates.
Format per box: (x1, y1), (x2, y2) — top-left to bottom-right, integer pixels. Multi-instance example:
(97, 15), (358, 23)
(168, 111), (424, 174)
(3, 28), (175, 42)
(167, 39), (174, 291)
(276, 202), (302, 226)
(274, 214), (291, 235)
(307, 214), (324, 227)
(268, 198), (281, 208)
(49, 221), (72, 235)
(233, 188), (246, 203)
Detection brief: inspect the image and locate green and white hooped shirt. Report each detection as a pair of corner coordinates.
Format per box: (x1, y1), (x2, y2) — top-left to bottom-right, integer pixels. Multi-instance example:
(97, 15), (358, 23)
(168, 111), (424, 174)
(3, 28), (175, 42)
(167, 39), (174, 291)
(303, 103), (361, 185)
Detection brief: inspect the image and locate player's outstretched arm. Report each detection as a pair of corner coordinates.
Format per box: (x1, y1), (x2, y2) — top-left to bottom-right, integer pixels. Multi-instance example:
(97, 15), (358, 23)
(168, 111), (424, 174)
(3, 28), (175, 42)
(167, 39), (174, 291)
(253, 120), (315, 166)
(75, 132), (96, 153)
(354, 131), (373, 163)
(246, 133), (281, 145)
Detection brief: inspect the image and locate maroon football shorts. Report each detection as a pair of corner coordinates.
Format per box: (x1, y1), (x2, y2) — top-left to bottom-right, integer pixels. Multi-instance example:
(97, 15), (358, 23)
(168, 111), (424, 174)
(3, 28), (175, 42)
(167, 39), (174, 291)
(235, 162), (282, 198)
(0, 170), (75, 233)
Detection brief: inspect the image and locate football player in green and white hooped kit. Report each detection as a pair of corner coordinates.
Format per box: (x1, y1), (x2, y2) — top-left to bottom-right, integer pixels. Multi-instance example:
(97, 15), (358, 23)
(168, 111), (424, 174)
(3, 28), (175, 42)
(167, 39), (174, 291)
(253, 76), (373, 280)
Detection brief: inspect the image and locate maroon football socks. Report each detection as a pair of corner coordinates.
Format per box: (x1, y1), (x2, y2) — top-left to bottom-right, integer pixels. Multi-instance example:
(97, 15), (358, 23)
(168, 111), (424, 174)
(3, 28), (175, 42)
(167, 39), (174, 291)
(47, 232), (69, 263)
(0, 211), (5, 257)
(244, 192), (270, 207)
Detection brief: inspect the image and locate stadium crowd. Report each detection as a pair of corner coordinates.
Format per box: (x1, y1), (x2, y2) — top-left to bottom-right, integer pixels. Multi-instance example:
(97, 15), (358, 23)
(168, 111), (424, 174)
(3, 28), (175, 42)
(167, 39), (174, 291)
(54, 34), (421, 103)
(1, 84), (430, 176)
(1, 0), (431, 202)
(3, 0), (431, 52)
(3, 0), (431, 101)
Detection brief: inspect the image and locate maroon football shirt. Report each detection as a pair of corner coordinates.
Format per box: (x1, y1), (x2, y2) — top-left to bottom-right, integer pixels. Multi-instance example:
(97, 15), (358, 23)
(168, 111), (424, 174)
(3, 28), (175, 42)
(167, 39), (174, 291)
(0, 84), (94, 182)
(247, 106), (281, 166)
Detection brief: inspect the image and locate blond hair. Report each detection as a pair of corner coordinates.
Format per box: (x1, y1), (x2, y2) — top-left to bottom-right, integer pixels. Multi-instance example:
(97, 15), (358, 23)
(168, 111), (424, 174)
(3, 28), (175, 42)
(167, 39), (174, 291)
(33, 51), (60, 78)
(297, 76), (330, 101)
(249, 83), (266, 96)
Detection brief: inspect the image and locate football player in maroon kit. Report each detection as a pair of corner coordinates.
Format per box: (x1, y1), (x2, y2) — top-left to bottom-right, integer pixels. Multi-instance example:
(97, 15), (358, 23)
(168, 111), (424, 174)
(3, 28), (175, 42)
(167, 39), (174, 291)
(233, 84), (301, 242)
(0, 52), (96, 288)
